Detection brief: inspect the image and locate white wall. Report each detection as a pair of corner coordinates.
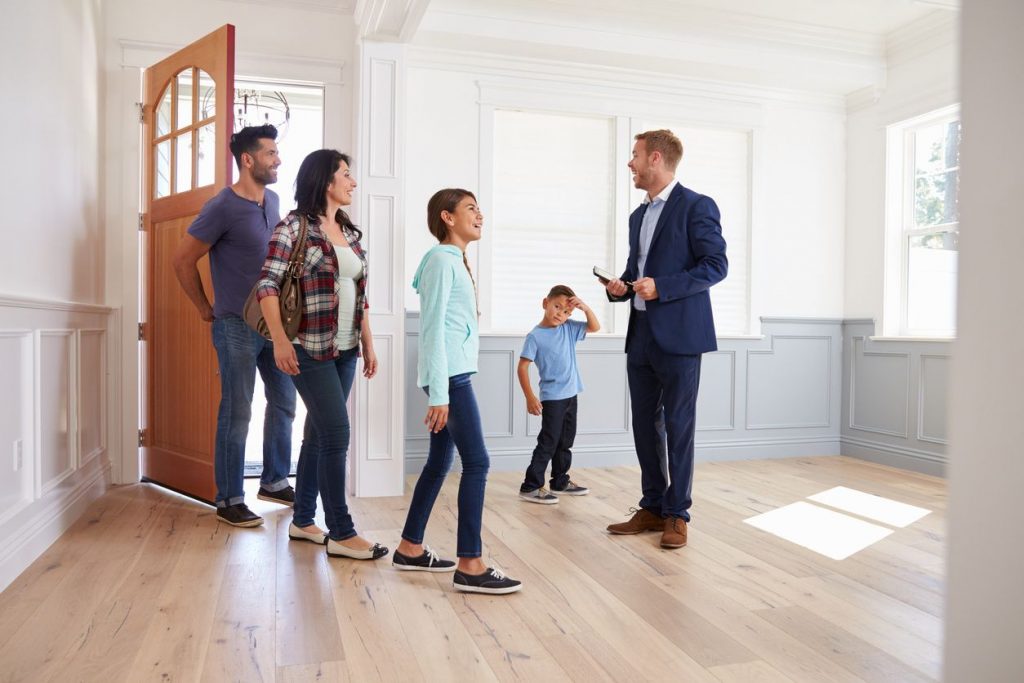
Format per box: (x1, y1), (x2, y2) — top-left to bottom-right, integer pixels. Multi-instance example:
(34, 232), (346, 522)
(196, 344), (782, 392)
(402, 55), (848, 326)
(843, 16), (958, 325)
(0, 0), (112, 593)
(0, 0), (104, 304)
(944, 0), (1024, 677)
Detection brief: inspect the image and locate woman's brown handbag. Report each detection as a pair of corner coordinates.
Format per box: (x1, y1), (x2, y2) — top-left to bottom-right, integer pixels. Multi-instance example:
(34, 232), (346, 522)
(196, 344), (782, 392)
(243, 215), (309, 340)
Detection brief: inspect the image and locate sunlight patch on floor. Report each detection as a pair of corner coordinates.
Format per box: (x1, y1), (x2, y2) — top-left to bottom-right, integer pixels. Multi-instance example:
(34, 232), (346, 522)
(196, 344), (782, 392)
(807, 486), (931, 528)
(743, 501), (894, 560)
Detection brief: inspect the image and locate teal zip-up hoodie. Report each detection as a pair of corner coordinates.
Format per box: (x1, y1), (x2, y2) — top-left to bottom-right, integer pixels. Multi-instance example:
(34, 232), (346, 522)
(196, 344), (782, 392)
(412, 245), (479, 406)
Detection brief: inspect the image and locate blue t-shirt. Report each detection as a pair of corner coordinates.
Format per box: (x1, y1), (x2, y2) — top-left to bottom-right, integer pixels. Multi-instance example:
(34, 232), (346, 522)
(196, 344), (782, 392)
(520, 319), (587, 402)
(187, 186), (281, 318)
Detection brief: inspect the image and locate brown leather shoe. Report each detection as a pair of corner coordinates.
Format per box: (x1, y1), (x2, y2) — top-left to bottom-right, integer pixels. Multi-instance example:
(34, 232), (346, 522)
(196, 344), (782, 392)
(607, 508), (664, 535)
(661, 516), (687, 549)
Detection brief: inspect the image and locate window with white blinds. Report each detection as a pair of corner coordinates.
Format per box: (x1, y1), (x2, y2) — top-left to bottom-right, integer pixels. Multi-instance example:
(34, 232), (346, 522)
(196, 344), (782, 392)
(490, 110), (616, 333)
(637, 123), (751, 335)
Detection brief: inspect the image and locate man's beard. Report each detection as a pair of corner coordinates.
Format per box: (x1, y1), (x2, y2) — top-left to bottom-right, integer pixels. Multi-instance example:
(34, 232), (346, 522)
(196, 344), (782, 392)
(253, 165), (277, 185)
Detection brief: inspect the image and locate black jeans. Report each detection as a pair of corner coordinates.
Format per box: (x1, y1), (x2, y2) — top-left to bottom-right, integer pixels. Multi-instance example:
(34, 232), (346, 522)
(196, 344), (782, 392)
(521, 395), (577, 492)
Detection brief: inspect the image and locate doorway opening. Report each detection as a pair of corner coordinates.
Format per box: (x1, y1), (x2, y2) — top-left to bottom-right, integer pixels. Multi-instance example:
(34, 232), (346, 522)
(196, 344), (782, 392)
(237, 78), (324, 477)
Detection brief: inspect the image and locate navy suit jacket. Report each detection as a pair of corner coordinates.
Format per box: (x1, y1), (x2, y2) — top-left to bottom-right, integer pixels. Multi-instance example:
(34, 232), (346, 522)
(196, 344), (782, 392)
(613, 183), (728, 356)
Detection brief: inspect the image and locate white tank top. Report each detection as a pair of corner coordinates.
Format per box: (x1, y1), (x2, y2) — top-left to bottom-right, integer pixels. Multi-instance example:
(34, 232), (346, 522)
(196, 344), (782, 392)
(333, 242), (364, 351)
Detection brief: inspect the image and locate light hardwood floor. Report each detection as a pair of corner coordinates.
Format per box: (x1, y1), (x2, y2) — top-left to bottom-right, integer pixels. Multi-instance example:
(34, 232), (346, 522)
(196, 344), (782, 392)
(0, 456), (945, 682)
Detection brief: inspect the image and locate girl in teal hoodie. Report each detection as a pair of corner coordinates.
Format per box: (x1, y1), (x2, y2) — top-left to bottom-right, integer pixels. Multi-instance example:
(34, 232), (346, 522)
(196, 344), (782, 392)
(393, 189), (523, 595)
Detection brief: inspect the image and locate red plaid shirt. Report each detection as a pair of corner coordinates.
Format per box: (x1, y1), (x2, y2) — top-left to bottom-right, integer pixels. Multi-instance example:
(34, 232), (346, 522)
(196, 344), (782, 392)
(256, 212), (369, 361)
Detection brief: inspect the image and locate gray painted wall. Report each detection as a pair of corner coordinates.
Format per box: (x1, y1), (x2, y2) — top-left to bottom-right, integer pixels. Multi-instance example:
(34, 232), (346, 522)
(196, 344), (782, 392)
(403, 313), (868, 475)
(840, 320), (949, 476)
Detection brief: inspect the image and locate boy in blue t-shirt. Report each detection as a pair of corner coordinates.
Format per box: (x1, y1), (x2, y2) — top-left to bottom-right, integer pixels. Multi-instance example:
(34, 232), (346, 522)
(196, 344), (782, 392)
(518, 285), (601, 504)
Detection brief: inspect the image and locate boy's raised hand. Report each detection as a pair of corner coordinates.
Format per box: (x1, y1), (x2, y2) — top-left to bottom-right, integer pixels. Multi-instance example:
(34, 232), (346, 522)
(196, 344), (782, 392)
(526, 396), (543, 416)
(567, 296), (590, 313)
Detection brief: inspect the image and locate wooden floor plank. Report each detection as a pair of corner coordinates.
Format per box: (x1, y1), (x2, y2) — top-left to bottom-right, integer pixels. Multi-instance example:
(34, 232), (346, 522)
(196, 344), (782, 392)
(0, 457), (946, 683)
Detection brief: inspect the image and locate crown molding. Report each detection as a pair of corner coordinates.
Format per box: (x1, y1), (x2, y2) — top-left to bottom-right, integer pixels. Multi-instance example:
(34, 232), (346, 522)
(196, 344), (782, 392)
(409, 45), (846, 115)
(355, 0), (432, 42)
(886, 9), (958, 66)
(218, 0), (355, 14)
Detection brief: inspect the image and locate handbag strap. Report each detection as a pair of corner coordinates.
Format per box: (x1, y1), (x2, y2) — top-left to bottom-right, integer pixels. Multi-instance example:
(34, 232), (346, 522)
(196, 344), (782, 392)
(286, 215), (309, 276)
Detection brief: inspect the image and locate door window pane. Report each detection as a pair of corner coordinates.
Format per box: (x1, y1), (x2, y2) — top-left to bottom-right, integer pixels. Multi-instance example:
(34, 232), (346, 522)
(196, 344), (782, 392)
(175, 133), (192, 193)
(197, 123), (216, 188)
(176, 69), (193, 130)
(198, 70), (215, 121)
(155, 139), (171, 198)
(156, 87), (172, 138)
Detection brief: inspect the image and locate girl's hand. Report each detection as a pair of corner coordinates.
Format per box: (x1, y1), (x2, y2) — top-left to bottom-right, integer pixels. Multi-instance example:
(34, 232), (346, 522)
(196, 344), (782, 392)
(362, 344), (378, 379)
(425, 405), (449, 433)
(274, 339), (299, 375)
(567, 296), (590, 313)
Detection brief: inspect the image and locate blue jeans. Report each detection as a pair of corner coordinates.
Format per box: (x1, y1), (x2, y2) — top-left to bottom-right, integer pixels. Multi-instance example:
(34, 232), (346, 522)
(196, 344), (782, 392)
(402, 373), (489, 558)
(626, 311), (701, 522)
(289, 345), (359, 541)
(211, 315), (296, 507)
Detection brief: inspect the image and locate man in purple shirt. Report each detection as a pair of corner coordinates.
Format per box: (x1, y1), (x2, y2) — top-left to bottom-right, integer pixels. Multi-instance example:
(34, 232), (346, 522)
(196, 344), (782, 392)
(173, 125), (296, 527)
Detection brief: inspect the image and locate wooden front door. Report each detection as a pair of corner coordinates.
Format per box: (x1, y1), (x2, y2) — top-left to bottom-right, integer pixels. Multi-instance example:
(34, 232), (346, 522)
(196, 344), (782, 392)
(140, 25), (235, 502)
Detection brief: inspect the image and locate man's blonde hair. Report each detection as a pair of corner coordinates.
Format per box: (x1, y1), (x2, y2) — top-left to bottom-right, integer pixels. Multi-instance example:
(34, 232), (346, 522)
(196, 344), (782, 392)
(635, 129), (683, 171)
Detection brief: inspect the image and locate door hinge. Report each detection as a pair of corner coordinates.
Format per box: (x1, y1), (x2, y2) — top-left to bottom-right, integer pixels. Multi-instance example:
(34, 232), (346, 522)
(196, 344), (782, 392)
(138, 322), (145, 341)
(138, 213), (146, 231)
(136, 102), (145, 124)
(138, 429), (146, 447)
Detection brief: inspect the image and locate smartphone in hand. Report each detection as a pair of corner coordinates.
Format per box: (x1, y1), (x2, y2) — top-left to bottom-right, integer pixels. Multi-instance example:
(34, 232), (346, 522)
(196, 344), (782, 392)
(594, 266), (633, 291)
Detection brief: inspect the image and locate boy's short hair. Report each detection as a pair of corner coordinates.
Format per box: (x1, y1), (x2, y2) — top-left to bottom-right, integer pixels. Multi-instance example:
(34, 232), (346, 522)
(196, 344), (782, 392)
(547, 285), (576, 299)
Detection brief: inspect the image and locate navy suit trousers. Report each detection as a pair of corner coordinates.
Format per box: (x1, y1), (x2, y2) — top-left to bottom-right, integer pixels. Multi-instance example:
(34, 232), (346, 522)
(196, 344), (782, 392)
(626, 311), (702, 521)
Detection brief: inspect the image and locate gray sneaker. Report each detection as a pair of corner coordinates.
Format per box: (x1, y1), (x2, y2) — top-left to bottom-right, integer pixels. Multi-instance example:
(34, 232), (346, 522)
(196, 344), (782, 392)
(551, 481), (589, 496)
(519, 488), (559, 504)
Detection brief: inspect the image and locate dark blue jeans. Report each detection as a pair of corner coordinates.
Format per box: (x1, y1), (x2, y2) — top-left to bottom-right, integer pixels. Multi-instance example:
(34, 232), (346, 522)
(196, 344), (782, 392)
(626, 312), (702, 522)
(211, 315), (296, 507)
(521, 395), (577, 492)
(402, 373), (489, 557)
(289, 345), (359, 541)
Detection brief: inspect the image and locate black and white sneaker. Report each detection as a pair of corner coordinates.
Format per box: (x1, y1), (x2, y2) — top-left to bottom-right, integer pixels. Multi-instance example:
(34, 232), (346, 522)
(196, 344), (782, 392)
(216, 503), (264, 528)
(392, 545), (457, 572)
(257, 485), (295, 507)
(551, 481), (589, 496)
(453, 567), (523, 595)
(519, 488), (559, 504)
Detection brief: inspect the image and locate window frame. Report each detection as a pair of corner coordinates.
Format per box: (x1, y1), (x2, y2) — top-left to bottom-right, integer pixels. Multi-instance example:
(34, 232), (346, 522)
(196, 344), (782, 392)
(884, 104), (960, 339)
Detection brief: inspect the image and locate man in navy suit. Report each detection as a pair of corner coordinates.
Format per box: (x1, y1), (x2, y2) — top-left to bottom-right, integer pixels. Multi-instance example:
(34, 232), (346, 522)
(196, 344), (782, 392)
(603, 129), (728, 549)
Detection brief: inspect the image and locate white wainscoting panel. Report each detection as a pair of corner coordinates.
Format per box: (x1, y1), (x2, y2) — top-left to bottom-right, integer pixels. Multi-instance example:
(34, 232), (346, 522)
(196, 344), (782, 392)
(0, 332), (33, 527)
(38, 331), (75, 494)
(79, 329), (106, 464)
(0, 296), (112, 592)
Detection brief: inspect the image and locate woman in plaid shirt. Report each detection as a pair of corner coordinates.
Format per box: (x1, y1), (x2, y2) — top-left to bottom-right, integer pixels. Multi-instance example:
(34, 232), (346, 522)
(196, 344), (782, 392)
(256, 149), (387, 561)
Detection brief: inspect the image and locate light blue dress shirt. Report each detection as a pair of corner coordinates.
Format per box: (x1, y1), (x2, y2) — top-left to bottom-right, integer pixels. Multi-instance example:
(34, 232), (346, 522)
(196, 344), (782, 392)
(634, 179), (678, 311)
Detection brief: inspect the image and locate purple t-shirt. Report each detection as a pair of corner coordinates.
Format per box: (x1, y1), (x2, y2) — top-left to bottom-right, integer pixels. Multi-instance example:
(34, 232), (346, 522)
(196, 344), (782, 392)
(187, 186), (281, 318)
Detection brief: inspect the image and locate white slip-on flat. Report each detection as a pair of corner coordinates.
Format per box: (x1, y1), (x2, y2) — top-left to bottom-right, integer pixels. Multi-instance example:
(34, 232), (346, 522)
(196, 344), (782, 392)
(326, 538), (389, 560)
(288, 522), (327, 545)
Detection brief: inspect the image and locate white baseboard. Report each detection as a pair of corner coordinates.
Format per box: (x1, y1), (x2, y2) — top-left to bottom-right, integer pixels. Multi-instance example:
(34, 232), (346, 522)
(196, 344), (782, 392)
(0, 458), (111, 593)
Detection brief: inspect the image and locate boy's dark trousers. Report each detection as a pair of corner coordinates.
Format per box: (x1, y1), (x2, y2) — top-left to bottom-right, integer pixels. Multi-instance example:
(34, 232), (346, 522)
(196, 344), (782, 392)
(520, 395), (577, 492)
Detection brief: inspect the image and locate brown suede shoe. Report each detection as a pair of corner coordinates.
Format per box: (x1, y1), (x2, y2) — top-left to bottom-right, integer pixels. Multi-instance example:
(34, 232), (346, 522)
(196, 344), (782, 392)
(607, 508), (664, 535)
(661, 516), (688, 549)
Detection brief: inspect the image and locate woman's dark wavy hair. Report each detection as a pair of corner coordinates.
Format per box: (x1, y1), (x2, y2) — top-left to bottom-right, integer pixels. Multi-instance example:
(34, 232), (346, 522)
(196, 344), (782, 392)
(293, 149), (362, 240)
